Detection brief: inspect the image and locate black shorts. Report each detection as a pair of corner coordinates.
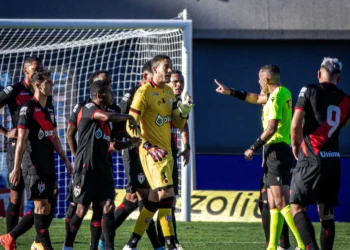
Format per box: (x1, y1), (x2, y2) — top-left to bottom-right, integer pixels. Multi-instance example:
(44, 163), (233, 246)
(6, 140), (25, 191)
(172, 147), (179, 196)
(263, 143), (293, 187)
(290, 158), (341, 207)
(71, 166), (115, 206)
(22, 165), (56, 202)
(122, 147), (150, 193)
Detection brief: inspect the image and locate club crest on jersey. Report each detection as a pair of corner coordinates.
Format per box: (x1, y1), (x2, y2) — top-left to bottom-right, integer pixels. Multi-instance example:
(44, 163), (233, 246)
(155, 114), (171, 126)
(74, 185), (81, 197)
(37, 182), (45, 193)
(137, 173), (145, 184)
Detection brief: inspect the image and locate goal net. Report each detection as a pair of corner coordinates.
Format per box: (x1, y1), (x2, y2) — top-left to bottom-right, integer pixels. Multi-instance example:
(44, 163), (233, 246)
(0, 18), (193, 220)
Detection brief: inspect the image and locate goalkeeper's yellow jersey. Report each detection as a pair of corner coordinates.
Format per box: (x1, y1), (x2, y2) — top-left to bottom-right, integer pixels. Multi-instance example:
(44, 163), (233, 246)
(129, 80), (177, 152)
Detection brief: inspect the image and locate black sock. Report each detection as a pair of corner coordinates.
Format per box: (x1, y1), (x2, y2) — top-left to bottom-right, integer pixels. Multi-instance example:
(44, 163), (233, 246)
(260, 202), (270, 245)
(137, 200), (162, 249)
(156, 212), (165, 246)
(34, 214), (52, 249)
(172, 207), (179, 244)
(103, 213), (115, 250)
(165, 236), (177, 250)
(6, 202), (21, 233)
(65, 204), (77, 237)
(279, 221), (290, 249)
(293, 211), (319, 250)
(9, 210), (34, 240)
(114, 199), (138, 228)
(90, 205), (103, 250)
(35, 199), (57, 243)
(126, 232), (142, 248)
(65, 214), (83, 247)
(320, 219), (335, 250)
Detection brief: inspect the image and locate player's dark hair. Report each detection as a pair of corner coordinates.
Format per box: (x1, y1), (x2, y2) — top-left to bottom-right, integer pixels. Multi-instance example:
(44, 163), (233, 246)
(24, 56), (42, 65)
(90, 79), (111, 98)
(89, 70), (110, 85)
(151, 55), (170, 68)
(142, 60), (152, 74)
(30, 70), (51, 85)
(172, 70), (182, 75)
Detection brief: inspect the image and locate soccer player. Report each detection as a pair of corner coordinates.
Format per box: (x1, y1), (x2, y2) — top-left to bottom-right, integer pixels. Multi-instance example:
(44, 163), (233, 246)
(215, 65), (305, 250)
(64, 80), (138, 250)
(290, 58), (350, 250)
(1, 70), (72, 250)
(123, 55), (194, 250)
(98, 61), (164, 250)
(156, 70), (190, 250)
(0, 57), (43, 235)
(64, 70), (124, 250)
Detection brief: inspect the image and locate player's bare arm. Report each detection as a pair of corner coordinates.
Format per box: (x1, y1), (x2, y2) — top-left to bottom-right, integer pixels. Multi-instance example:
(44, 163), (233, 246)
(0, 126), (17, 138)
(66, 123), (78, 157)
(215, 79), (267, 105)
(53, 129), (72, 175)
(178, 122), (190, 165)
(244, 119), (279, 160)
(290, 109), (305, 160)
(9, 128), (29, 186)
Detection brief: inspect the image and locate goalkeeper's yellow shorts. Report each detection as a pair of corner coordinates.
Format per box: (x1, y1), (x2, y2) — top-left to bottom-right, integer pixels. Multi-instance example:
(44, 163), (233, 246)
(139, 148), (174, 191)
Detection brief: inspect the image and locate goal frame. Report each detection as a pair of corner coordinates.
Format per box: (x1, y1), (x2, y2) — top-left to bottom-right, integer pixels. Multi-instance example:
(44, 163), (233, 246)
(0, 18), (194, 222)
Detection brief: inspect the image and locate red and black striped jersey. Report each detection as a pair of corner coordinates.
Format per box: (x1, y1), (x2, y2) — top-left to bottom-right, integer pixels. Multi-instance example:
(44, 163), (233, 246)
(295, 83), (350, 160)
(17, 98), (57, 175)
(0, 81), (33, 128)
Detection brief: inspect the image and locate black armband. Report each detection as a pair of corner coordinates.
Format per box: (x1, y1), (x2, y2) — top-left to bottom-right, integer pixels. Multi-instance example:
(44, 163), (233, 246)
(250, 137), (266, 152)
(229, 88), (247, 101)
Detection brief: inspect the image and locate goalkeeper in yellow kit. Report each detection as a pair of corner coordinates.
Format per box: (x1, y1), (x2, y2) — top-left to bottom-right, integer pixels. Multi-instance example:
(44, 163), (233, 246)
(123, 55), (194, 250)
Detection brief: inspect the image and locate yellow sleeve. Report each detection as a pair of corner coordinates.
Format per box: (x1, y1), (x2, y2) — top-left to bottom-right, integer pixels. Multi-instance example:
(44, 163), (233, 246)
(126, 87), (147, 138)
(267, 92), (283, 120)
(171, 93), (187, 129)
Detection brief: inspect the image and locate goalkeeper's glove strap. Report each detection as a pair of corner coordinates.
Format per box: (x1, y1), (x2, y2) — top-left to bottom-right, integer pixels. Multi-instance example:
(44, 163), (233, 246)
(230, 88), (247, 101)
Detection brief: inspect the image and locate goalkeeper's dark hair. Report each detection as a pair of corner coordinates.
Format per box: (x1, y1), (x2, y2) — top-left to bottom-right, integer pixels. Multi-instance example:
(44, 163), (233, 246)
(172, 70), (183, 75)
(89, 70), (110, 86)
(260, 64), (280, 84)
(24, 56), (42, 66)
(30, 70), (51, 85)
(142, 60), (152, 75)
(90, 79), (111, 98)
(151, 55), (170, 68)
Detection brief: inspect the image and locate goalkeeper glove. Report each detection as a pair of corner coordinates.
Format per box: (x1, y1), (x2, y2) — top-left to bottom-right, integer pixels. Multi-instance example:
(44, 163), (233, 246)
(177, 91), (194, 118)
(143, 141), (167, 162)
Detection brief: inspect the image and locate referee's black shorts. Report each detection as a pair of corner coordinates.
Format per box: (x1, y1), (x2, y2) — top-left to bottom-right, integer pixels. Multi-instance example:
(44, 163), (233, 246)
(263, 142), (293, 187)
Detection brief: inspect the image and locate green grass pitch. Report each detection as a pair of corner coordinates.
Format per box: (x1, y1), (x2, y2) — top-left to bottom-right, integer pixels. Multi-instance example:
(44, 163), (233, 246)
(1, 218), (349, 249)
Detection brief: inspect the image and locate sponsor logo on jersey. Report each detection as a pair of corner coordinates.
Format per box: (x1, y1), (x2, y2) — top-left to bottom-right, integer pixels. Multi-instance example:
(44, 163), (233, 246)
(299, 87), (307, 97)
(19, 91), (29, 96)
(155, 114), (171, 126)
(38, 128), (54, 140)
(4, 86), (13, 94)
(152, 92), (159, 96)
(37, 182), (46, 193)
(319, 151), (340, 158)
(35, 108), (41, 112)
(94, 128), (110, 141)
(85, 103), (95, 109)
(73, 104), (80, 113)
(19, 106), (27, 115)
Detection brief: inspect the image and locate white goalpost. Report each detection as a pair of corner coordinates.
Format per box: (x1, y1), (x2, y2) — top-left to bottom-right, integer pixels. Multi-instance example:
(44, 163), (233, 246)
(0, 14), (194, 221)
